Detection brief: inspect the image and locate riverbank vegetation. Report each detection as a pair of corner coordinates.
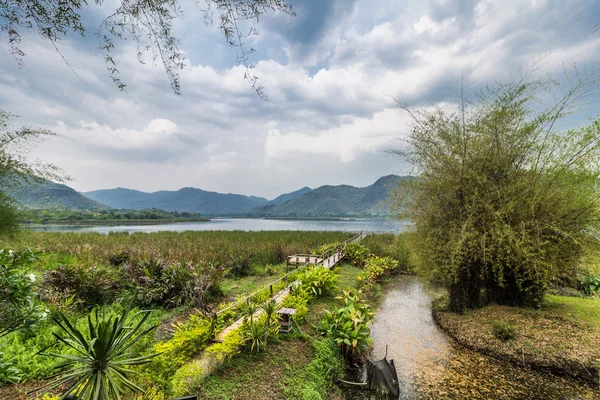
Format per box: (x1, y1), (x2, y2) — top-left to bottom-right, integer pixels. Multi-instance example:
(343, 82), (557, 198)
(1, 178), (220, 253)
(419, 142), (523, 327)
(0, 231), (410, 399)
(19, 208), (208, 225)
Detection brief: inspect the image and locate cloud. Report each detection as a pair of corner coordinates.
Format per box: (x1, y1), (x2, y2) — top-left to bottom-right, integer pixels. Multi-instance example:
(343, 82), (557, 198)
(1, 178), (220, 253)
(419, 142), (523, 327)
(1, 0), (600, 198)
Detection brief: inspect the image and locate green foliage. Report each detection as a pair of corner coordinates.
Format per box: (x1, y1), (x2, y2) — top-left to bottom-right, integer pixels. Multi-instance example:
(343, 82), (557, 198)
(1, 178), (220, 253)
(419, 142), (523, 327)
(282, 338), (344, 400)
(357, 256), (400, 289)
(361, 233), (411, 267)
(343, 242), (370, 267)
(245, 320), (267, 354)
(310, 243), (337, 256)
(395, 73), (600, 313)
(297, 266), (337, 297)
(40, 308), (158, 400)
(0, 351), (20, 385)
(0, 193), (19, 236)
(148, 313), (213, 390)
(1, 231), (352, 269)
(318, 291), (373, 357)
(0, 248), (45, 338)
(281, 291), (310, 323)
(20, 208), (206, 224)
(581, 274), (600, 296)
(42, 264), (120, 309)
(490, 321), (516, 341)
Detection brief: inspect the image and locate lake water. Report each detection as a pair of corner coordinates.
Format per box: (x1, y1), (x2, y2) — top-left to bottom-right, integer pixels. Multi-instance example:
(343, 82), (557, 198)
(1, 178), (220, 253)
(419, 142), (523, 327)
(27, 218), (408, 234)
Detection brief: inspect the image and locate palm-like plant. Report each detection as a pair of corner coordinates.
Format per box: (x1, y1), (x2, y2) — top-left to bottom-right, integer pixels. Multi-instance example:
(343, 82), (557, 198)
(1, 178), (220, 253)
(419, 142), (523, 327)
(241, 301), (259, 324)
(261, 300), (280, 344)
(246, 320), (267, 353)
(39, 308), (158, 400)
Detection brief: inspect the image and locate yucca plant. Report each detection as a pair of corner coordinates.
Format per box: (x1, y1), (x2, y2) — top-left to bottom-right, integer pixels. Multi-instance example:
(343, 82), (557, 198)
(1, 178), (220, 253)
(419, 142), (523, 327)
(261, 299), (280, 344)
(241, 301), (259, 324)
(246, 320), (267, 353)
(38, 308), (158, 400)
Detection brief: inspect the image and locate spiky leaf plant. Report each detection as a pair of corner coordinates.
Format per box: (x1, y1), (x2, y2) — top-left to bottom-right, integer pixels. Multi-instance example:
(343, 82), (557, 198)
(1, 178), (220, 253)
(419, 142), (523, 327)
(39, 308), (157, 400)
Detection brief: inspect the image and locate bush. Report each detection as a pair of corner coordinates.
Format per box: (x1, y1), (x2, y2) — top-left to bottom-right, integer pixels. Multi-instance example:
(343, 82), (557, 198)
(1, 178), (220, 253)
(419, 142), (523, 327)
(580, 274), (600, 296)
(343, 243), (370, 267)
(396, 74), (600, 313)
(490, 321), (516, 341)
(297, 266), (337, 297)
(148, 314), (213, 389)
(42, 264), (120, 308)
(225, 253), (252, 277)
(281, 291), (310, 323)
(0, 351), (20, 385)
(318, 291), (373, 358)
(357, 256), (400, 289)
(0, 249), (45, 338)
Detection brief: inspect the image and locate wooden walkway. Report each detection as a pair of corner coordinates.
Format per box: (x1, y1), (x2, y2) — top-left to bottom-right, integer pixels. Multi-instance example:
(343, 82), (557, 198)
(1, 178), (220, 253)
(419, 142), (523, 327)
(215, 232), (365, 342)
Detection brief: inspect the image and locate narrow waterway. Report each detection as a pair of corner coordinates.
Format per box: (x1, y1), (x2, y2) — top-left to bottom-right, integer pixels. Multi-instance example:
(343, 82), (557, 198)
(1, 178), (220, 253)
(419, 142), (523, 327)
(341, 276), (599, 399)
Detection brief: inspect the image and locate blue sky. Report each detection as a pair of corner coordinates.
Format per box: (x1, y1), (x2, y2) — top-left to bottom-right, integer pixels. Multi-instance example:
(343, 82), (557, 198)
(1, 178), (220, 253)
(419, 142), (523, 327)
(1, 0), (599, 199)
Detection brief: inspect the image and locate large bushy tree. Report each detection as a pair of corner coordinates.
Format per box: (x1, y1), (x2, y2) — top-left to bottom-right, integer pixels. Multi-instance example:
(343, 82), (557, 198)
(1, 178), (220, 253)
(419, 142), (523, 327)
(1, 0), (294, 96)
(396, 72), (600, 313)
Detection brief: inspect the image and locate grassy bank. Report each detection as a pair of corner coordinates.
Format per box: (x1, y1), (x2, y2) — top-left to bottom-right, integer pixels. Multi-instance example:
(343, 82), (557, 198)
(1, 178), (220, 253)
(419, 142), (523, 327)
(434, 294), (600, 383)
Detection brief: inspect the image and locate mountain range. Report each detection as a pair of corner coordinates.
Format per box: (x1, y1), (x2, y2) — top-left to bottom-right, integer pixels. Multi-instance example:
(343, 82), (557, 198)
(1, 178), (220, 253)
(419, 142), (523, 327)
(6, 175), (406, 217)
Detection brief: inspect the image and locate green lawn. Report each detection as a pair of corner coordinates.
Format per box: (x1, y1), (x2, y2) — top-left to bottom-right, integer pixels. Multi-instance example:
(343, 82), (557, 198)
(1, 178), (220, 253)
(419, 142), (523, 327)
(543, 294), (600, 328)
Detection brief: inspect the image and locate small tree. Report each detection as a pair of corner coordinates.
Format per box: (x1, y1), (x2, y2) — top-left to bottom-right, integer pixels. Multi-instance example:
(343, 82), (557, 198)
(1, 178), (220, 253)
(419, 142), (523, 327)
(0, 110), (64, 236)
(394, 70), (600, 313)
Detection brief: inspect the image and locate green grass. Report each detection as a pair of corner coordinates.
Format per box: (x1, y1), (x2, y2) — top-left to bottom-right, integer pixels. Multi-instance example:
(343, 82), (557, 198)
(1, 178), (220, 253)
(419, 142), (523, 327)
(543, 294), (600, 328)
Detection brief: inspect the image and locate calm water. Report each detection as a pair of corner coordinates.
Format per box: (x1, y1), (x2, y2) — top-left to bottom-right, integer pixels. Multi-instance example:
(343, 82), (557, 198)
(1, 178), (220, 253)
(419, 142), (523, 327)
(27, 218), (408, 234)
(341, 276), (599, 399)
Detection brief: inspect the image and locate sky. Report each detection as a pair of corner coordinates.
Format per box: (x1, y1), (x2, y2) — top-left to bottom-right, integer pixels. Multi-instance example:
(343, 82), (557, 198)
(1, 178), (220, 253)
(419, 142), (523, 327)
(1, 0), (600, 200)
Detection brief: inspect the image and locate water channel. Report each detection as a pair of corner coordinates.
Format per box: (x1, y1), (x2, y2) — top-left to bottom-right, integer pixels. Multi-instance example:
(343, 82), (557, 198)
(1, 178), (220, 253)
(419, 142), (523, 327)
(341, 276), (599, 400)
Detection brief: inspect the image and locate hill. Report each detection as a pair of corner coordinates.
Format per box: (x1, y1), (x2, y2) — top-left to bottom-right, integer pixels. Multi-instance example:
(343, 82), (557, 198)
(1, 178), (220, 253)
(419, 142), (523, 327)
(268, 187), (312, 205)
(7, 178), (106, 210)
(247, 175), (405, 218)
(83, 187), (269, 215)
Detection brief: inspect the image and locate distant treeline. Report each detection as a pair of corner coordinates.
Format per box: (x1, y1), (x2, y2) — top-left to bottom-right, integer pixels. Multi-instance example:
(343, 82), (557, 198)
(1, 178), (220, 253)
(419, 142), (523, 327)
(19, 208), (208, 224)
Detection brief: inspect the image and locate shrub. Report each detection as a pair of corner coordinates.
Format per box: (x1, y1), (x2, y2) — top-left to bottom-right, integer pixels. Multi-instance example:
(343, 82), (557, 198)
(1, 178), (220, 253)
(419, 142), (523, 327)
(225, 253), (252, 277)
(171, 329), (246, 397)
(297, 266), (337, 297)
(281, 291), (310, 323)
(344, 243), (370, 267)
(0, 249), (45, 338)
(357, 256), (399, 289)
(148, 314), (213, 389)
(42, 264), (120, 308)
(490, 321), (516, 341)
(0, 351), (20, 385)
(318, 291), (373, 358)
(107, 249), (131, 266)
(580, 274), (600, 296)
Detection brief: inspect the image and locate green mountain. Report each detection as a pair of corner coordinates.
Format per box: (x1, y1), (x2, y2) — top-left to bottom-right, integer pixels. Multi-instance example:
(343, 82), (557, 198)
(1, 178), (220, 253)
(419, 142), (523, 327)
(247, 175), (405, 218)
(6, 179), (106, 210)
(83, 187), (269, 215)
(269, 187), (312, 205)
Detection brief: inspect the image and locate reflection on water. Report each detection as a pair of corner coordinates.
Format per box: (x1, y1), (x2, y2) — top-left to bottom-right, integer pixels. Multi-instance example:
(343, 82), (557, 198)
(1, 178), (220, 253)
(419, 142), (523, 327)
(340, 276), (600, 400)
(26, 218), (408, 234)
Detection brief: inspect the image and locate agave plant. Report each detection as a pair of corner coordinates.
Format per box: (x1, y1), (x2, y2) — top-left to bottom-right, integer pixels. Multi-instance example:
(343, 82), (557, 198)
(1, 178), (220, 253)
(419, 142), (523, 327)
(39, 308), (158, 400)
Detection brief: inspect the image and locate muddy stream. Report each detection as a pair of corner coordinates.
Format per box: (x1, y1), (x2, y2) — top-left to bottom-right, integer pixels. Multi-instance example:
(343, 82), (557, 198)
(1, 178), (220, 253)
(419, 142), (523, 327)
(340, 276), (599, 400)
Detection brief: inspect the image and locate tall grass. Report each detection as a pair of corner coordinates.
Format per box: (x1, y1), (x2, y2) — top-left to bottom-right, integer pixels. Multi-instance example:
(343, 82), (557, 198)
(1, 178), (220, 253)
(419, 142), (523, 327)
(0, 231), (354, 268)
